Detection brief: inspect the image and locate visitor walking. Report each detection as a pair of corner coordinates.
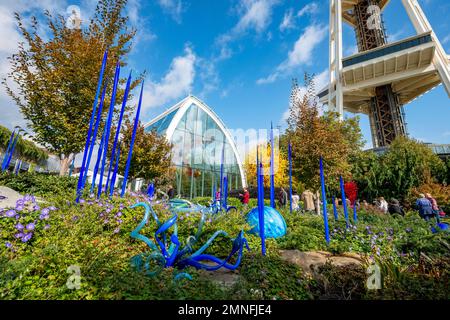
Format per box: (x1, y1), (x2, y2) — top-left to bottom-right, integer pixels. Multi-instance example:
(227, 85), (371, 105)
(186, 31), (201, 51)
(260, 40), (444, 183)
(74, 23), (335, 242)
(301, 189), (315, 212)
(378, 197), (388, 213)
(167, 185), (175, 199)
(362, 200), (369, 210)
(292, 190), (300, 212)
(215, 188), (222, 208)
(277, 187), (288, 208)
(416, 193), (434, 221)
(388, 198), (405, 217)
(426, 193), (441, 223)
(313, 191), (321, 215)
(239, 187), (250, 211)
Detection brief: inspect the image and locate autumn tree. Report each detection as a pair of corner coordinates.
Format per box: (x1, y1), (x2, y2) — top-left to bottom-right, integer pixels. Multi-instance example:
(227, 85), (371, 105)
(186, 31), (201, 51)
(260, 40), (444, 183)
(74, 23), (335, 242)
(286, 74), (364, 192)
(244, 142), (290, 188)
(115, 120), (173, 187)
(351, 137), (446, 201)
(3, 0), (141, 175)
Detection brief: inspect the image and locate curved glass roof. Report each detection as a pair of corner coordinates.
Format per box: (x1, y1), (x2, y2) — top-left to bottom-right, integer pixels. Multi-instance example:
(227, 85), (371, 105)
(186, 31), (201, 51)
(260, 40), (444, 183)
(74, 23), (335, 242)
(144, 96), (246, 197)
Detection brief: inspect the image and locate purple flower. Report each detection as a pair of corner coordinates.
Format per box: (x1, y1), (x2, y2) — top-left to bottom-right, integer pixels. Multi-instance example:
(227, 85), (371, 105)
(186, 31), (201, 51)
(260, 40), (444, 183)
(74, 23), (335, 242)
(48, 206), (57, 211)
(26, 223), (35, 231)
(39, 213), (49, 220)
(15, 205), (24, 212)
(41, 208), (50, 215)
(22, 233), (33, 242)
(117, 219), (123, 224)
(16, 199), (24, 206)
(24, 195), (32, 202)
(106, 208), (111, 213)
(15, 223), (24, 230)
(6, 210), (16, 218)
(44, 224), (50, 230)
(113, 228), (120, 234)
(104, 219), (109, 224)
(32, 205), (40, 211)
(15, 232), (24, 239)
(115, 212), (122, 217)
(72, 216), (79, 221)
(79, 199), (85, 204)
(5, 242), (12, 248)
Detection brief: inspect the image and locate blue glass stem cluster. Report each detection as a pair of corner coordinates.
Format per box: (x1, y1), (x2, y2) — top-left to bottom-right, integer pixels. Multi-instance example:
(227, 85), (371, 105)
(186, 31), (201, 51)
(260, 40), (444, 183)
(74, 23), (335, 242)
(129, 202), (249, 279)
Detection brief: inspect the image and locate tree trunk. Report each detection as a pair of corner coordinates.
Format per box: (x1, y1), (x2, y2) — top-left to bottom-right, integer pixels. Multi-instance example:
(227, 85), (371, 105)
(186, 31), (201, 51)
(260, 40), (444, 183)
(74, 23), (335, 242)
(59, 154), (74, 176)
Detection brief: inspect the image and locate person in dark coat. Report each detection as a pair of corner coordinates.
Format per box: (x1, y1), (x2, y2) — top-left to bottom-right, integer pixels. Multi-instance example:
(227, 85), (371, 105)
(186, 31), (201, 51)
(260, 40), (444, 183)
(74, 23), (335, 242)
(167, 185), (175, 199)
(388, 198), (404, 216)
(416, 194), (434, 221)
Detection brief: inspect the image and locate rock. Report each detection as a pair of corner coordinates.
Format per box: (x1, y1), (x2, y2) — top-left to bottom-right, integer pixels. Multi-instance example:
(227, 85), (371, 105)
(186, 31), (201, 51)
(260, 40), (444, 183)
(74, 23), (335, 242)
(279, 250), (364, 277)
(198, 262), (241, 288)
(0, 186), (23, 210)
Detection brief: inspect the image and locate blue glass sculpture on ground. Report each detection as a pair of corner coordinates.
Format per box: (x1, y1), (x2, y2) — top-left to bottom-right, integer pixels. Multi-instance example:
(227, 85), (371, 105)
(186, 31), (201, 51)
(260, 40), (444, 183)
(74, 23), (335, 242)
(431, 222), (450, 234)
(129, 202), (250, 280)
(246, 206), (287, 239)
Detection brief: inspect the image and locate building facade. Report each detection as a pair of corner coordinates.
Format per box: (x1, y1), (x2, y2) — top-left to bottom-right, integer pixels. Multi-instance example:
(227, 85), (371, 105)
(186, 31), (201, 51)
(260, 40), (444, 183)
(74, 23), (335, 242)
(144, 95), (246, 199)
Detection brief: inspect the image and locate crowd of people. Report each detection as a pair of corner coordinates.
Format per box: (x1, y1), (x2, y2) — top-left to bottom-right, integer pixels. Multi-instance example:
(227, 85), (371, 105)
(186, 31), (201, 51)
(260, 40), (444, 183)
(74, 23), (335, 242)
(165, 184), (446, 222)
(234, 187), (446, 222)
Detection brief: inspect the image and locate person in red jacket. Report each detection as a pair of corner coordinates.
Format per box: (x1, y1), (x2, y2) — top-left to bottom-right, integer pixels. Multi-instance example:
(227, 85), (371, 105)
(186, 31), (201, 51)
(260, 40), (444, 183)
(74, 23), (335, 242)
(239, 187), (250, 211)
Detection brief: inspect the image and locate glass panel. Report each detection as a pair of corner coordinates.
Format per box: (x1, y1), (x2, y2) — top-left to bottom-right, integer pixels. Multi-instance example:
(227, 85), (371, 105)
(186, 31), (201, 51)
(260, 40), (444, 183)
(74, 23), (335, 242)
(177, 110), (188, 131)
(185, 104), (198, 134)
(171, 129), (184, 166)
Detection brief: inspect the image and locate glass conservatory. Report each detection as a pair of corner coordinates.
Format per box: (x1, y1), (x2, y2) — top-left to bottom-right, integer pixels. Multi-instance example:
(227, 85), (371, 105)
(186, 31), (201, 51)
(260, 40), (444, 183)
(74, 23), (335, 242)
(144, 95), (246, 199)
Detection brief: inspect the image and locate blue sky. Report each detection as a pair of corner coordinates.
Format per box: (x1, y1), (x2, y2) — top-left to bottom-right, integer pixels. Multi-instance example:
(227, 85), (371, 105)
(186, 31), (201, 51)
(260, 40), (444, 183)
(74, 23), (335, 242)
(0, 0), (449, 149)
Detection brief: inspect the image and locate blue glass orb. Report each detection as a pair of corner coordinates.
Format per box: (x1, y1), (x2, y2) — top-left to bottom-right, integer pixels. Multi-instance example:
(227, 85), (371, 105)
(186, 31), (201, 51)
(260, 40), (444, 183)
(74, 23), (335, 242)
(246, 206), (287, 239)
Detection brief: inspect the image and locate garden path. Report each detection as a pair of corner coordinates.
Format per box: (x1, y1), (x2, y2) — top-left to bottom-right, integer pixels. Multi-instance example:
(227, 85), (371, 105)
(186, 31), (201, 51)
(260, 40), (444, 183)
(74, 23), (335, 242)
(0, 186), (23, 209)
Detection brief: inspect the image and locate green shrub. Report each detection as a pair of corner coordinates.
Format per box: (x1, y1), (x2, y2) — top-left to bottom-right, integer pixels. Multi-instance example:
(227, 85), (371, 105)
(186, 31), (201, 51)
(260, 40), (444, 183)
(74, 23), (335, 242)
(0, 172), (77, 198)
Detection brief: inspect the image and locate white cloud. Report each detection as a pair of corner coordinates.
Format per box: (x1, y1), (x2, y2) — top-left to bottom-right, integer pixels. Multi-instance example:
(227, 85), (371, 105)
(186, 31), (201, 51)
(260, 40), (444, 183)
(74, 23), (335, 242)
(442, 35), (450, 44)
(345, 45), (358, 56)
(281, 69), (328, 121)
(257, 24), (328, 84)
(387, 29), (405, 42)
(216, 0), (278, 60)
(142, 46), (196, 112)
(197, 57), (220, 99)
(157, 0), (184, 23)
(279, 8), (295, 32)
(297, 2), (319, 17)
(0, 1), (68, 131)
